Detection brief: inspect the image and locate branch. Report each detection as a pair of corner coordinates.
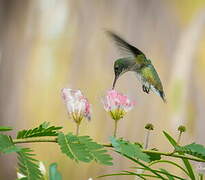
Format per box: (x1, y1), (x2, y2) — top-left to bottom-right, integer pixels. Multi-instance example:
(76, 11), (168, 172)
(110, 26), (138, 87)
(12, 136), (205, 163)
(13, 136), (57, 144)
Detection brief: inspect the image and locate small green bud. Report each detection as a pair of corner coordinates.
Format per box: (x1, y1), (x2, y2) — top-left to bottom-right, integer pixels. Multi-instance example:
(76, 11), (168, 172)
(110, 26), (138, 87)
(177, 125), (186, 133)
(145, 123), (154, 130)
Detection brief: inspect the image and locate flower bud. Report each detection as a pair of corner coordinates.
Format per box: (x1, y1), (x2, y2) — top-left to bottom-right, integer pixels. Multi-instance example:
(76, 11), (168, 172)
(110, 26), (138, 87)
(177, 125), (186, 133)
(145, 123), (154, 130)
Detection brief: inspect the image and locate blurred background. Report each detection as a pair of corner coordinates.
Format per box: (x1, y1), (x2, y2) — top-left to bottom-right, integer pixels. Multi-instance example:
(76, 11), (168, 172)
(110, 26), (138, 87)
(0, 0), (205, 179)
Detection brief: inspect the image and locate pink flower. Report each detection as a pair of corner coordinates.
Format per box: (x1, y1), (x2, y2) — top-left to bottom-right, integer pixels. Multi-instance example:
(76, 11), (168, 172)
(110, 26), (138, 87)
(102, 90), (135, 120)
(61, 88), (91, 123)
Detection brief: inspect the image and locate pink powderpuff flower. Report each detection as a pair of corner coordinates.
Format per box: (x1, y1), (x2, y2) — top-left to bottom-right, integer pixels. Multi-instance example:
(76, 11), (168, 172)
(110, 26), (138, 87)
(102, 90), (135, 120)
(61, 88), (91, 123)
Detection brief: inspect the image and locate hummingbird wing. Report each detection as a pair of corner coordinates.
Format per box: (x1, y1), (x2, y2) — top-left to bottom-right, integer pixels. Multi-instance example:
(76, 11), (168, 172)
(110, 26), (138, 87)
(139, 64), (166, 102)
(107, 31), (147, 64)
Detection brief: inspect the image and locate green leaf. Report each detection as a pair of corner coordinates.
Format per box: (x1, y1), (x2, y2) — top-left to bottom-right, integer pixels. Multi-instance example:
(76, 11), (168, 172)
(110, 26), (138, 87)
(57, 133), (92, 162)
(116, 153), (165, 179)
(163, 131), (178, 147)
(110, 137), (150, 162)
(163, 131), (196, 180)
(57, 133), (113, 165)
(0, 126), (12, 131)
(49, 163), (62, 180)
(78, 136), (113, 165)
(181, 159), (195, 180)
(98, 172), (156, 179)
(176, 143), (205, 160)
(145, 150), (161, 162)
(133, 167), (185, 180)
(160, 169), (175, 180)
(0, 134), (22, 153)
(17, 148), (42, 180)
(17, 122), (62, 139)
(149, 160), (189, 176)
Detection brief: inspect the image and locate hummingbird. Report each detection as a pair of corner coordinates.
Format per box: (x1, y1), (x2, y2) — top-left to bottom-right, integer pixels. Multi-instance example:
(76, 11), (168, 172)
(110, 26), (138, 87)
(107, 31), (166, 102)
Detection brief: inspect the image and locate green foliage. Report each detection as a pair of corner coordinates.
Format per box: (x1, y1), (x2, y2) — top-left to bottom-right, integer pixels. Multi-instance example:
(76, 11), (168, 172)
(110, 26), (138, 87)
(17, 122), (62, 139)
(163, 131), (178, 147)
(0, 134), (22, 153)
(149, 160), (189, 176)
(176, 143), (205, 160)
(57, 133), (113, 165)
(17, 148), (42, 180)
(121, 154), (165, 179)
(130, 167), (185, 180)
(78, 136), (113, 165)
(163, 131), (196, 180)
(1, 121), (205, 180)
(99, 165), (186, 179)
(145, 150), (161, 162)
(0, 126), (12, 131)
(58, 133), (93, 163)
(49, 163), (62, 180)
(160, 169), (174, 180)
(110, 137), (150, 162)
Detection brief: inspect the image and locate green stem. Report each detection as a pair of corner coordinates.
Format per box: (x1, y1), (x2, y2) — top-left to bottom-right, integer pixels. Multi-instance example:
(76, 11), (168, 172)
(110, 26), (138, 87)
(76, 123), (80, 136)
(144, 130), (150, 149)
(199, 174), (203, 180)
(12, 137), (205, 163)
(182, 158), (195, 180)
(13, 137), (57, 144)
(177, 132), (182, 144)
(113, 120), (118, 137)
(142, 149), (205, 162)
(121, 153), (166, 179)
(148, 160), (189, 176)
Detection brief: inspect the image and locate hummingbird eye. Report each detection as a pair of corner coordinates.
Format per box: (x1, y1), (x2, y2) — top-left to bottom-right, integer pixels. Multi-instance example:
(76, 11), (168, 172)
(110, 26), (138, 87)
(115, 66), (119, 71)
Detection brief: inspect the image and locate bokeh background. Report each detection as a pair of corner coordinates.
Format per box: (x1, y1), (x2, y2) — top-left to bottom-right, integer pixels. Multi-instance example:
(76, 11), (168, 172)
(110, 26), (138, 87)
(0, 0), (205, 179)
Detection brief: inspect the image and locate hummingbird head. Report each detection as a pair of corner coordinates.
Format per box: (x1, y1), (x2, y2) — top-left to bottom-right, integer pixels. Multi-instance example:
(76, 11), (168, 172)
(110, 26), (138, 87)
(112, 58), (135, 89)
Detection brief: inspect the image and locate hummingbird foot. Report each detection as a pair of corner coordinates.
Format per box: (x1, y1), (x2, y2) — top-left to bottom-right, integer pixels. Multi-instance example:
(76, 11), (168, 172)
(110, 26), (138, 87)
(142, 85), (150, 94)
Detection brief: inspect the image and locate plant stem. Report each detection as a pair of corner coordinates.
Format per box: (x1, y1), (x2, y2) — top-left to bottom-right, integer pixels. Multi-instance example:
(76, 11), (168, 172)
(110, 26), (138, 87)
(142, 149), (205, 163)
(177, 132), (182, 144)
(113, 120), (118, 137)
(12, 137), (205, 163)
(76, 123), (80, 136)
(199, 174), (203, 180)
(13, 137), (57, 144)
(144, 130), (150, 149)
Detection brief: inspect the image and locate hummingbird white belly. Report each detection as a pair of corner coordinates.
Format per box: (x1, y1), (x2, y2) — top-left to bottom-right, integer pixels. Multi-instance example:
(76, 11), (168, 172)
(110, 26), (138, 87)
(135, 72), (157, 95)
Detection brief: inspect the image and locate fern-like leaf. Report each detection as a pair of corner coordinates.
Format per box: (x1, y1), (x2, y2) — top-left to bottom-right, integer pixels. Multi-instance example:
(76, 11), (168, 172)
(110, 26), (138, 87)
(17, 148), (42, 180)
(176, 143), (205, 160)
(57, 133), (92, 162)
(110, 137), (150, 162)
(78, 136), (113, 165)
(57, 133), (113, 165)
(17, 122), (62, 139)
(0, 134), (22, 153)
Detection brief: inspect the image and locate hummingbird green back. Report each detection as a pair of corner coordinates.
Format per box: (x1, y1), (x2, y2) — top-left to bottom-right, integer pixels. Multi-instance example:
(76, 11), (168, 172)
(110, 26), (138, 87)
(137, 63), (166, 102)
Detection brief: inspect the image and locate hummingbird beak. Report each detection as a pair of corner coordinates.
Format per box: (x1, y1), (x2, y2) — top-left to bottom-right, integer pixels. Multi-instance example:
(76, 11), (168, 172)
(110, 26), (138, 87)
(112, 75), (118, 89)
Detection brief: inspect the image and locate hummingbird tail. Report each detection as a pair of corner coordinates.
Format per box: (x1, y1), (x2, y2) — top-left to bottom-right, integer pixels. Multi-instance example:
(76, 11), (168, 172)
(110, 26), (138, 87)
(159, 90), (167, 103)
